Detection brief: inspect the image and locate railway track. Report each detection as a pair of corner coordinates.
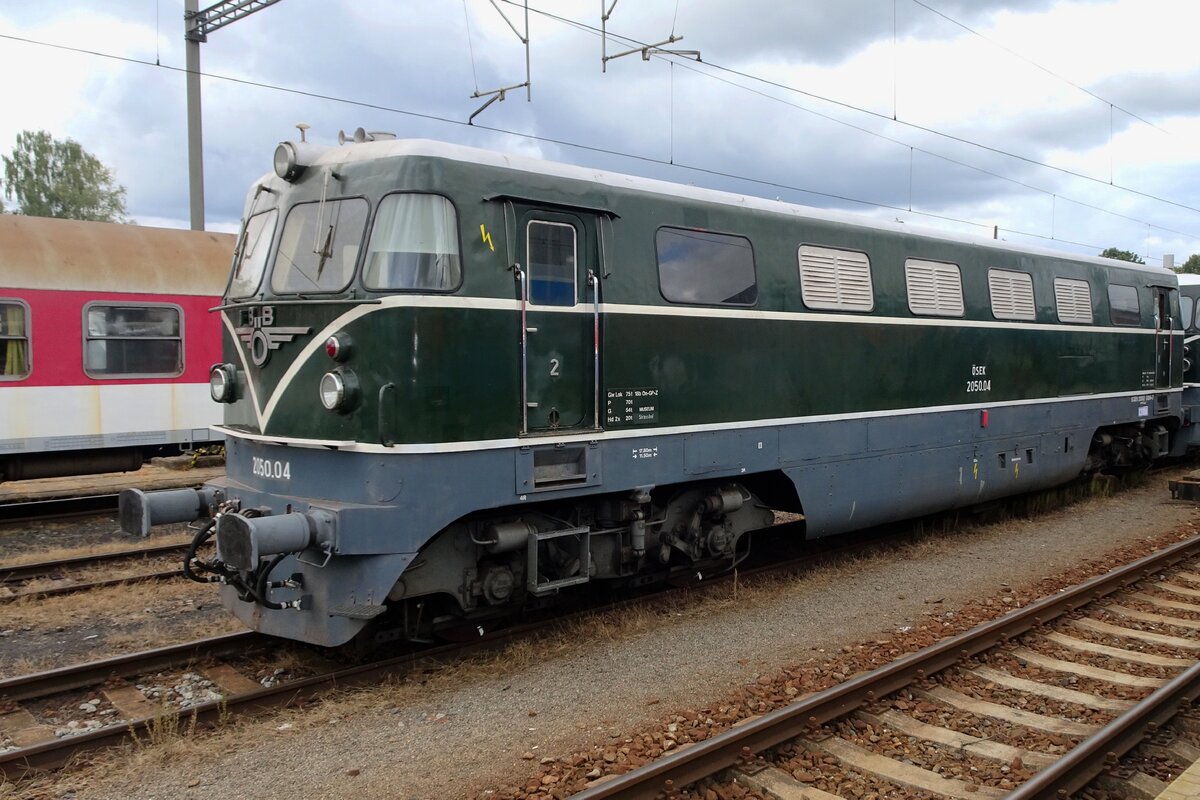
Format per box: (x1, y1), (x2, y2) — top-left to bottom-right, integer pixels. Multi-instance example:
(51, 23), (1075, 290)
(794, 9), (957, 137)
(0, 495), (121, 526)
(0, 478), (1190, 786)
(0, 542), (192, 603)
(0, 517), (922, 779)
(568, 533), (1200, 800)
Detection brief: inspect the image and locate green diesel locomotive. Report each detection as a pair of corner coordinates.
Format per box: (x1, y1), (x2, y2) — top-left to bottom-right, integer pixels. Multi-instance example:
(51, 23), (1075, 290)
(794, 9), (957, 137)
(122, 135), (1184, 646)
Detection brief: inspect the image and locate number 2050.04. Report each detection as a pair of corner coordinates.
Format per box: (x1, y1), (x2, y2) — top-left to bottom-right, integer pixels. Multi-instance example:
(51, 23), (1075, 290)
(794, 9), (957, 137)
(252, 457), (291, 480)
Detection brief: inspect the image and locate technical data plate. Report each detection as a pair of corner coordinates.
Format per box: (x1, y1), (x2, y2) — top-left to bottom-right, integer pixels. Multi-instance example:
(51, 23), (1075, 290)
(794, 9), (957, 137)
(1169, 478), (1200, 502)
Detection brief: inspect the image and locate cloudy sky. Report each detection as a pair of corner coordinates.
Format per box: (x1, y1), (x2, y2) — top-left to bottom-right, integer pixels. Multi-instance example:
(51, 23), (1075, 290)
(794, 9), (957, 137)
(1, 0), (1197, 266)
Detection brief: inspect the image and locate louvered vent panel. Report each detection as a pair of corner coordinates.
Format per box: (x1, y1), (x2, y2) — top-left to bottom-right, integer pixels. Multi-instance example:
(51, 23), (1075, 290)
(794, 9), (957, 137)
(988, 269), (1036, 321)
(799, 245), (873, 311)
(1054, 278), (1093, 324)
(905, 259), (963, 316)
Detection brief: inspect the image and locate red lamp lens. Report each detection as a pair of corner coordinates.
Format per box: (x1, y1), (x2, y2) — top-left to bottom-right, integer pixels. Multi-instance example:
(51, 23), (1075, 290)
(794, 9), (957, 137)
(325, 337), (339, 359)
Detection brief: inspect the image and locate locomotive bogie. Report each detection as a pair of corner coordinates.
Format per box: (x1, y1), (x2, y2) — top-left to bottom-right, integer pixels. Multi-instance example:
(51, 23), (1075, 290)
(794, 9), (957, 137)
(123, 138), (1186, 646)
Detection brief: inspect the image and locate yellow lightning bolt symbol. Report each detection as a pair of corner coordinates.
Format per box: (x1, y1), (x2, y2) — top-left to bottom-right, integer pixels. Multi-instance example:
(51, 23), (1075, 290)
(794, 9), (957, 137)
(480, 224), (495, 252)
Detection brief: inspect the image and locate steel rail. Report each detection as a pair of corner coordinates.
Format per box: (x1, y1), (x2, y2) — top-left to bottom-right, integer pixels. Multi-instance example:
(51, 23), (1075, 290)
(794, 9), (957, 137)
(0, 494), (119, 524)
(1006, 660), (1200, 799)
(0, 631), (266, 703)
(569, 532), (1200, 799)
(0, 568), (185, 604)
(0, 542), (192, 583)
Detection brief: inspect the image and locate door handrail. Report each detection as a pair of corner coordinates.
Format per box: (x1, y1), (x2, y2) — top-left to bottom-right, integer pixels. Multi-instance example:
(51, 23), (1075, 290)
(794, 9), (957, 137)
(589, 269), (600, 431)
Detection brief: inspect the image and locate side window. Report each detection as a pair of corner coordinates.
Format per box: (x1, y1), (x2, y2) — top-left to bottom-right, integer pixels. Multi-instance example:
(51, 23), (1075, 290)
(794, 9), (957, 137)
(1054, 277), (1094, 324)
(84, 303), (182, 378)
(1182, 296), (1195, 331)
(905, 259), (963, 317)
(229, 209), (278, 299)
(528, 221), (577, 307)
(798, 245), (873, 312)
(988, 269), (1036, 321)
(1107, 284), (1140, 326)
(0, 299), (30, 380)
(657, 227), (757, 306)
(271, 198), (369, 294)
(364, 194), (462, 292)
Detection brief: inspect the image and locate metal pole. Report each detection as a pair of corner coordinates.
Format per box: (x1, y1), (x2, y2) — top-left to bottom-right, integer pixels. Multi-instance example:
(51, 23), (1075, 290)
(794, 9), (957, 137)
(185, 0), (205, 231)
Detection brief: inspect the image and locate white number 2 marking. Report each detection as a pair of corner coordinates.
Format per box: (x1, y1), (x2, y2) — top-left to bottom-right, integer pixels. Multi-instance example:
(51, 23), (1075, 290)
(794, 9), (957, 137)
(549, 358), (560, 377)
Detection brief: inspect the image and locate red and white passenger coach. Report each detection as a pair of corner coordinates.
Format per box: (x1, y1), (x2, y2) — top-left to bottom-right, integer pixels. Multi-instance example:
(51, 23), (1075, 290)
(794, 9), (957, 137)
(0, 215), (234, 481)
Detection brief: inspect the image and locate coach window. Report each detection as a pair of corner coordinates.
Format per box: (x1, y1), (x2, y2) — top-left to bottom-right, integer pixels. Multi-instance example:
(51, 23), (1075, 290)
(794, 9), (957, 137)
(987, 269), (1036, 321)
(271, 198), (368, 294)
(0, 300), (30, 380)
(1182, 296), (1195, 331)
(229, 209), (278, 298)
(528, 221), (578, 306)
(364, 194), (462, 292)
(1107, 284), (1140, 326)
(1053, 277), (1094, 324)
(798, 245), (872, 311)
(905, 259), (963, 317)
(657, 227), (757, 306)
(83, 303), (182, 378)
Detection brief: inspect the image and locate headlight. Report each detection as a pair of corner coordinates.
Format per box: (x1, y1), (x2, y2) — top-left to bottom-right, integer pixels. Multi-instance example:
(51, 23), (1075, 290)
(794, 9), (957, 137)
(209, 364), (237, 403)
(273, 143), (302, 181)
(319, 369), (359, 412)
(272, 141), (322, 182)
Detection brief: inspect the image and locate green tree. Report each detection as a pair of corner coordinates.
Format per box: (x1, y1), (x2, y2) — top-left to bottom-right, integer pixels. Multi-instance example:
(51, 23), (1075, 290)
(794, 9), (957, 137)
(1099, 247), (1145, 264)
(1, 130), (129, 222)
(1177, 254), (1200, 274)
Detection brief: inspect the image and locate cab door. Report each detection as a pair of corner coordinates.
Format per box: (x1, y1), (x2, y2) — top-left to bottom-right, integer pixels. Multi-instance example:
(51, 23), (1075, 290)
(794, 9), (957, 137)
(1154, 287), (1175, 388)
(518, 209), (597, 433)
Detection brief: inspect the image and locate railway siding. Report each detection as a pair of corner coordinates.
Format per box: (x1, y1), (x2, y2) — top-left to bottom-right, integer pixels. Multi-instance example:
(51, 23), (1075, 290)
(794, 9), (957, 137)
(572, 534), (1200, 799)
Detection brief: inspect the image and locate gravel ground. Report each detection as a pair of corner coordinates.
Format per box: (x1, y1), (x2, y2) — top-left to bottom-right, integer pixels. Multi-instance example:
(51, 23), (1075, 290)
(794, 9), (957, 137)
(14, 467), (1200, 800)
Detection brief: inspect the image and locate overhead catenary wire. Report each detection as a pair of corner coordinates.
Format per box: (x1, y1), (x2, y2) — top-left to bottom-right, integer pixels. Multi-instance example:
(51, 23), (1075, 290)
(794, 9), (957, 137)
(516, 4), (1200, 249)
(462, 0), (480, 95)
(505, 0), (1200, 218)
(910, 0), (1167, 134)
(0, 30), (1192, 263)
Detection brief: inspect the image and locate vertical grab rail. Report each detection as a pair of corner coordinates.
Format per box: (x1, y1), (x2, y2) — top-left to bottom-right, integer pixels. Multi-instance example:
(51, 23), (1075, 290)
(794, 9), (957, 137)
(377, 383), (396, 447)
(589, 269), (600, 430)
(514, 264), (529, 436)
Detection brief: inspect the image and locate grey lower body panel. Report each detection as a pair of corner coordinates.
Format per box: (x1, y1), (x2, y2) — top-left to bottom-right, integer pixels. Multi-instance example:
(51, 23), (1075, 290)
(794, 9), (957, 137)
(205, 392), (1178, 645)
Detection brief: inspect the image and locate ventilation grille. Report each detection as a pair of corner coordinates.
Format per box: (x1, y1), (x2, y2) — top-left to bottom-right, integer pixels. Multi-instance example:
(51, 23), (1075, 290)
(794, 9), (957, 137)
(905, 259), (964, 317)
(799, 245), (873, 312)
(988, 269), (1036, 321)
(1053, 277), (1094, 324)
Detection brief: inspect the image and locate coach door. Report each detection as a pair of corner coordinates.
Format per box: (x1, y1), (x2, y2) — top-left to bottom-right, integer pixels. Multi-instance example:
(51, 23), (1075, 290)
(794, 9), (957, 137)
(1155, 286), (1175, 388)
(517, 209), (598, 434)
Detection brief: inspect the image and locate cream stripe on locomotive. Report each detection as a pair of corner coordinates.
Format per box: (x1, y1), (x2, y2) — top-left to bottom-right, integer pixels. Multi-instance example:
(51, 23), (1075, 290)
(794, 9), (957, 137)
(214, 387), (1179, 457)
(223, 295), (1176, 431)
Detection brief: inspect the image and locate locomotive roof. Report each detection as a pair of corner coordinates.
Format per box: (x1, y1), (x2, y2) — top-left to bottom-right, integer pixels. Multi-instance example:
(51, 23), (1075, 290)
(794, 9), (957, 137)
(1177, 274), (1200, 286)
(0, 214), (233, 294)
(297, 137), (1174, 279)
